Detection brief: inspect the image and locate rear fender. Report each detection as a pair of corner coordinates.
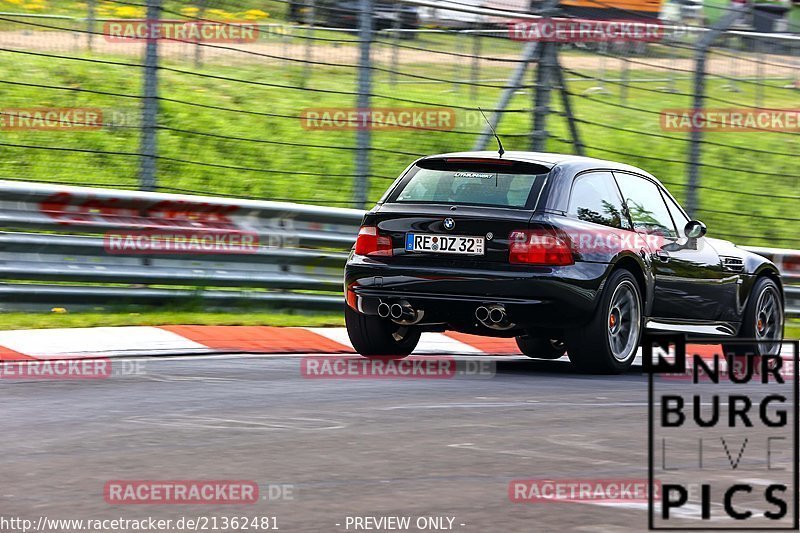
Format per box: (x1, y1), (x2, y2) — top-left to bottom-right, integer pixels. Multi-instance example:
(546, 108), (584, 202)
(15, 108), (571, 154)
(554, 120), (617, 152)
(609, 251), (654, 317)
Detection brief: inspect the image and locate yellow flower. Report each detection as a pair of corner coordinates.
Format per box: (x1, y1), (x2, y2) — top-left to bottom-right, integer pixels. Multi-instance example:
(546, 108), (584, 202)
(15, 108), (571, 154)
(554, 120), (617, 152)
(243, 9), (269, 20)
(207, 8), (230, 17)
(114, 5), (145, 18)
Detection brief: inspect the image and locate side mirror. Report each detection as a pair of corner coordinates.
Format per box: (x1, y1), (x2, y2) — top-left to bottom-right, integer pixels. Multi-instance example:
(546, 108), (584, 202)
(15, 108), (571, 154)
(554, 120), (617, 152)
(684, 220), (707, 239)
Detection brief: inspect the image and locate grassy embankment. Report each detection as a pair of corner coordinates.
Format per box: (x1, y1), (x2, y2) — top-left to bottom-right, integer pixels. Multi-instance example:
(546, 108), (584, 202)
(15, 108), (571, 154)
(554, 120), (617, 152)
(0, 31), (796, 327)
(0, 311), (344, 329)
(1, 51), (796, 242)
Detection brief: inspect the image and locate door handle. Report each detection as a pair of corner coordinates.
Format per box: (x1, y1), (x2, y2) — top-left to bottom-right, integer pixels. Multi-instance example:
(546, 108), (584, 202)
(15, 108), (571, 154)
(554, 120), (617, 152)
(655, 250), (670, 263)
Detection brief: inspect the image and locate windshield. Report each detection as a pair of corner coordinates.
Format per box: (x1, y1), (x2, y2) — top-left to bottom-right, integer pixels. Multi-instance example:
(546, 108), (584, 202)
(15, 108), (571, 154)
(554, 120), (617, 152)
(388, 159), (549, 208)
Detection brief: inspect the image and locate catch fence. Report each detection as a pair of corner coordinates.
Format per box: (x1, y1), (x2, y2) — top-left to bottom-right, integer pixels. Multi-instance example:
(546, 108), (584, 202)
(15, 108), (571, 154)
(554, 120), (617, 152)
(0, 0), (797, 250)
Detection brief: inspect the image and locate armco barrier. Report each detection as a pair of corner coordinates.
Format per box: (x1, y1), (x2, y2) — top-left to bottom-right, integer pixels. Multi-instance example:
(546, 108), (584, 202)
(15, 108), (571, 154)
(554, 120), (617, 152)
(0, 180), (797, 316)
(0, 180), (363, 310)
(740, 246), (800, 318)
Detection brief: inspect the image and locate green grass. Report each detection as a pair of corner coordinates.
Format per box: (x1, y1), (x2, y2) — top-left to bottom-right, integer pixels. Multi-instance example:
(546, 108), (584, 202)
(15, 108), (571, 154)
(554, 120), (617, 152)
(0, 310), (344, 329)
(0, 4), (795, 330)
(0, 1), (283, 20)
(0, 1), (290, 35)
(3, 311), (794, 333)
(0, 47), (796, 246)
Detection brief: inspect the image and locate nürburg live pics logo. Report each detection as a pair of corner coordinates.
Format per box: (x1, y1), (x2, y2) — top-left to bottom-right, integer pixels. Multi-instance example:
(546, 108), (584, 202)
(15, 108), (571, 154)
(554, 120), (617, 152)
(645, 333), (799, 530)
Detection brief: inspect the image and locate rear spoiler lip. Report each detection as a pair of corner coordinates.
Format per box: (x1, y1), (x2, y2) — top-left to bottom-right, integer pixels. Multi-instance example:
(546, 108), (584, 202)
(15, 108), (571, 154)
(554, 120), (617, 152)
(419, 155), (557, 170)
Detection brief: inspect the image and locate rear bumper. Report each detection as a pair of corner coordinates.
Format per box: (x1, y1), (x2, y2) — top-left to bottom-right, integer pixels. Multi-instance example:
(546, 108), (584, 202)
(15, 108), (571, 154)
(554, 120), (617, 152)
(344, 259), (610, 330)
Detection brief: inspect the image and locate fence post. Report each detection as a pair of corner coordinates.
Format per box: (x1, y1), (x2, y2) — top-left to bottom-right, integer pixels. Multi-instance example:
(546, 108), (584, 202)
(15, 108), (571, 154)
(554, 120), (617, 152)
(87, 0), (96, 52)
(665, 39), (678, 93)
(620, 45), (629, 105)
(139, 0), (161, 192)
(355, 0), (373, 209)
(531, 0), (559, 152)
(194, 0), (207, 68)
(686, 6), (745, 217)
(594, 42), (608, 94)
(470, 28), (481, 101)
(755, 38), (764, 107)
(531, 42), (555, 151)
(389, 3), (401, 87)
(473, 41), (537, 150)
(553, 52), (585, 157)
(452, 31), (462, 94)
(302, 0), (316, 88)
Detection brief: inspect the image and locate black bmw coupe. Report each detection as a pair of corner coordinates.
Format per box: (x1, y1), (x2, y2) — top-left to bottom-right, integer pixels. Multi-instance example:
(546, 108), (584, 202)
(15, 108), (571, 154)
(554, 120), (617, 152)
(344, 152), (785, 373)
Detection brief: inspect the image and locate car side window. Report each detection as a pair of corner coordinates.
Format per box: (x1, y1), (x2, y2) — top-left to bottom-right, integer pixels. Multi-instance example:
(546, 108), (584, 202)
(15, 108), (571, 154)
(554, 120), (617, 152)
(663, 191), (690, 238)
(614, 173), (678, 238)
(567, 171), (630, 230)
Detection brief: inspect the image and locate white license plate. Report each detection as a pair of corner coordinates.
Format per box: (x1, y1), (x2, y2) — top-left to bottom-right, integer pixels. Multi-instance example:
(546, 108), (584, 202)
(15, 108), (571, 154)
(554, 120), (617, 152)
(405, 233), (485, 255)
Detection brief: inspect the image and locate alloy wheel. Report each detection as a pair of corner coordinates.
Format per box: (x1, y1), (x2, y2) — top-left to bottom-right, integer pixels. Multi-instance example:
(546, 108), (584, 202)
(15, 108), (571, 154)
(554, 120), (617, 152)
(607, 280), (641, 362)
(754, 284), (783, 356)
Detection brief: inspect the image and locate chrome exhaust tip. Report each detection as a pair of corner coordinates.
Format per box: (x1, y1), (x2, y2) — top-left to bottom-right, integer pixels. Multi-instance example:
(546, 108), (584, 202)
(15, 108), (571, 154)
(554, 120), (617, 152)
(390, 303), (403, 319)
(377, 302), (391, 318)
(489, 306), (506, 324)
(477, 304), (515, 330)
(389, 300), (424, 326)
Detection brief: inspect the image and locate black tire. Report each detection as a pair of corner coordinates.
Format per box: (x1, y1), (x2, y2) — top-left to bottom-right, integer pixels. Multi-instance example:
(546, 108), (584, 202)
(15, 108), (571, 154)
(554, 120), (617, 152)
(723, 276), (784, 358)
(345, 305), (420, 358)
(515, 336), (567, 360)
(566, 269), (643, 374)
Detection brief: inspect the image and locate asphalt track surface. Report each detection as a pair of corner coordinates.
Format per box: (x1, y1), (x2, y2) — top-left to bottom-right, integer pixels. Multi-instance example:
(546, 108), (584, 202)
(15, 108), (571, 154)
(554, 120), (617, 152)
(2, 353), (796, 532)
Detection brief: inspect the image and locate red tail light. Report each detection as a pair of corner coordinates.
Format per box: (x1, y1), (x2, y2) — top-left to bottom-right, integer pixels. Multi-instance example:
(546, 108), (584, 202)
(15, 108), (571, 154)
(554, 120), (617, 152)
(508, 230), (574, 266)
(354, 226), (393, 257)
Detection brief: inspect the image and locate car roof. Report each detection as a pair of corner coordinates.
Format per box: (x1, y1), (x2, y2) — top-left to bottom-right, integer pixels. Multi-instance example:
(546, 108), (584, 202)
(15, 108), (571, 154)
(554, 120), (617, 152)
(422, 150), (655, 178)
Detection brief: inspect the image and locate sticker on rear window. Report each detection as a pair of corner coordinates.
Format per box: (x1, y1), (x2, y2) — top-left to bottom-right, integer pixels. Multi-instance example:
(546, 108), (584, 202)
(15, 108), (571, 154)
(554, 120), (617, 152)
(453, 172), (494, 179)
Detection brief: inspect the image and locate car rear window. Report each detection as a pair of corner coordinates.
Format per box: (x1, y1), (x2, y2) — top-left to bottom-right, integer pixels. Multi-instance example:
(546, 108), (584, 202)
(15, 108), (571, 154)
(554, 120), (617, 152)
(387, 159), (549, 208)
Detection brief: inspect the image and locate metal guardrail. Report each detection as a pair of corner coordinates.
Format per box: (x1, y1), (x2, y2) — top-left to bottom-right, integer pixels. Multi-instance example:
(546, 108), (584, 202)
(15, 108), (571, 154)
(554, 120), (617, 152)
(739, 246), (800, 318)
(0, 180), (362, 311)
(0, 180), (798, 316)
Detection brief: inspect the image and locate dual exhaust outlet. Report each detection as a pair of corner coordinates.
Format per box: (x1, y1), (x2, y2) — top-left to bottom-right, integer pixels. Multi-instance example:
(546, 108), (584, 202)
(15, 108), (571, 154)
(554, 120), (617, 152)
(475, 304), (514, 330)
(377, 300), (423, 326)
(376, 300), (512, 330)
